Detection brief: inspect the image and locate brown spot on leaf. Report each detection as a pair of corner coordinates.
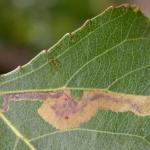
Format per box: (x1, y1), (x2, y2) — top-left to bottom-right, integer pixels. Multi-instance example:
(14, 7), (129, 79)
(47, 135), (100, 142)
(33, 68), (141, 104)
(38, 90), (150, 130)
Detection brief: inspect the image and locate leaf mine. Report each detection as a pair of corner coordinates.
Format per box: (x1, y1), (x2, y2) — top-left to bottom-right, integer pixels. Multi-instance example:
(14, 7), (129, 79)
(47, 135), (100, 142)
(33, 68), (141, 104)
(38, 90), (150, 129)
(0, 91), (64, 112)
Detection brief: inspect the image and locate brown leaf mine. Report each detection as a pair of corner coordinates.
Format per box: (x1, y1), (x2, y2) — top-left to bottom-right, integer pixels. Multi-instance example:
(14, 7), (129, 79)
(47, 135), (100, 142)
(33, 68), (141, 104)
(38, 92), (98, 129)
(38, 90), (150, 130)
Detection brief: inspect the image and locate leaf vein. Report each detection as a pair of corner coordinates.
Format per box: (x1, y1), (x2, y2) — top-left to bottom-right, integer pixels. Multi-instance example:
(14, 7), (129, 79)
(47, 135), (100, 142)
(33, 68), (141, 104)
(29, 128), (150, 146)
(0, 113), (36, 150)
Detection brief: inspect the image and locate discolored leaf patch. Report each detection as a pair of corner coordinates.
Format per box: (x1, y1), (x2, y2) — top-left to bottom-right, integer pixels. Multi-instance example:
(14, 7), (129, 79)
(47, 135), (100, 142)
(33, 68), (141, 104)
(38, 90), (150, 129)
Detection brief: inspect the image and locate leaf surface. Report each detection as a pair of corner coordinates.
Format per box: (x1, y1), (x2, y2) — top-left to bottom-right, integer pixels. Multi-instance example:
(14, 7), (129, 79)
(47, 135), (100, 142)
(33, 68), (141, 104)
(0, 5), (150, 150)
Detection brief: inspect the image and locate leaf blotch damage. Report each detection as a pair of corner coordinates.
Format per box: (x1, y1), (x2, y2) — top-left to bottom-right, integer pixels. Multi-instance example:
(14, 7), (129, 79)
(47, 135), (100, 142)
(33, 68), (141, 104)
(38, 90), (150, 129)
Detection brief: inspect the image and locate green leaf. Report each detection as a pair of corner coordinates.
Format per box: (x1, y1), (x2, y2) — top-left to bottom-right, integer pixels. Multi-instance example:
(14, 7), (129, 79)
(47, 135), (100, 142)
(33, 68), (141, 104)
(0, 5), (150, 150)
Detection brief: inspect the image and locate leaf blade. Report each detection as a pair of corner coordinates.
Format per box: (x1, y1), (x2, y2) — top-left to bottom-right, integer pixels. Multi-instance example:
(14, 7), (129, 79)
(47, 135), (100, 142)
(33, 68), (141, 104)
(0, 5), (150, 150)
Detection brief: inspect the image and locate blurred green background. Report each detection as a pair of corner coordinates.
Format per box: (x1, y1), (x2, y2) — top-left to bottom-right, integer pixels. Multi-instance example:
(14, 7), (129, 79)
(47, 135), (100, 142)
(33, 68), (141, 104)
(0, 0), (149, 74)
